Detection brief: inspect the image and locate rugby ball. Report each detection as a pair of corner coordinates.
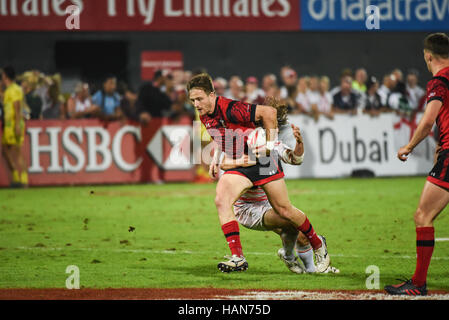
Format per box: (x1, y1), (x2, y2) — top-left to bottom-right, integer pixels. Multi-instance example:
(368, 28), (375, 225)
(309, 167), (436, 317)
(247, 127), (266, 152)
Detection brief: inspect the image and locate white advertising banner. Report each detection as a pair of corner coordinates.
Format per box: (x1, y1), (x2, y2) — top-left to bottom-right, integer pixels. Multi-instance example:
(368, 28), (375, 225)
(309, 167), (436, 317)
(283, 113), (436, 179)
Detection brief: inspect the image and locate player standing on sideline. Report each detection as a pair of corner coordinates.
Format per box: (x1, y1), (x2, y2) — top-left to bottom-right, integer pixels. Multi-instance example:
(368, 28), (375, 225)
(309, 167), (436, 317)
(1, 66), (28, 188)
(187, 73), (330, 273)
(220, 100), (339, 274)
(385, 33), (449, 296)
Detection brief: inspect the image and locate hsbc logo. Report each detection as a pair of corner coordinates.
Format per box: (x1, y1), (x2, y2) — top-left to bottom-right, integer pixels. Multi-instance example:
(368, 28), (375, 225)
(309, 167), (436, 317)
(27, 124), (193, 174)
(146, 125), (193, 170)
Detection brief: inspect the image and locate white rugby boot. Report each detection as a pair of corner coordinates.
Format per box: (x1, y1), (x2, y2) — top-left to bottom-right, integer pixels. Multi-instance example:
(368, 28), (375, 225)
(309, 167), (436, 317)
(314, 235), (330, 273)
(277, 248), (305, 274)
(322, 265), (340, 274)
(217, 255), (248, 273)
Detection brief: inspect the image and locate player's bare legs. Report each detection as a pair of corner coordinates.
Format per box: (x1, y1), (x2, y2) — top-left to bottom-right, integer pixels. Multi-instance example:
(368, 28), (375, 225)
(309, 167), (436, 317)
(262, 208), (303, 273)
(10, 145), (27, 186)
(2, 144), (20, 186)
(262, 178), (330, 272)
(386, 181), (449, 295)
(215, 173), (253, 272)
(412, 182), (449, 285)
(215, 173), (253, 225)
(385, 33), (449, 295)
(2, 145), (15, 172)
(261, 178), (306, 227)
(414, 181), (449, 227)
(264, 207), (336, 273)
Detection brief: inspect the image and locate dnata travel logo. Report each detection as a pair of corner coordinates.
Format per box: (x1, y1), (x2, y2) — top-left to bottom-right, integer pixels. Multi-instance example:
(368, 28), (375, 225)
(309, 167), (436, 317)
(301, 0), (449, 31)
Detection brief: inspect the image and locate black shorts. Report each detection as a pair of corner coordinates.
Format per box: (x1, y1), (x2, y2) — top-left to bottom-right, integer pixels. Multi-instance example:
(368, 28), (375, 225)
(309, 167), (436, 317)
(224, 154), (284, 186)
(428, 149), (449, 190)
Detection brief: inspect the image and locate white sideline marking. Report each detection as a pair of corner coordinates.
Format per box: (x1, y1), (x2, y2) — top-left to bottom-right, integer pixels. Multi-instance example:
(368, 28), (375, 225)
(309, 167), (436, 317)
(11, 246), (449, 261)
(436, 238), (449, 242)
(216, 291), (449, 300)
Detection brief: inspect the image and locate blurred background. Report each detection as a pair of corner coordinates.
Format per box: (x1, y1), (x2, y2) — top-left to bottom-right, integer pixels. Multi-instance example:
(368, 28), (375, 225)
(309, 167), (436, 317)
(0, 0), (448, 187)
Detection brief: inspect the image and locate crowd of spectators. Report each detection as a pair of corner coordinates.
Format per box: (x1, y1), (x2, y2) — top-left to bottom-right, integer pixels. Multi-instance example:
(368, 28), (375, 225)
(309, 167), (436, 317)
(221, 65), (427, 121)
(0, 68), (196, 124)
(1, 65), (427, 125)
(0, 64), (430, 187)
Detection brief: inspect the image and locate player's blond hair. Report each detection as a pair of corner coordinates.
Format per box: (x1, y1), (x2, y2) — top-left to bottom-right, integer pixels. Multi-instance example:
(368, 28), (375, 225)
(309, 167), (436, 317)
(264, 96), (288, 126)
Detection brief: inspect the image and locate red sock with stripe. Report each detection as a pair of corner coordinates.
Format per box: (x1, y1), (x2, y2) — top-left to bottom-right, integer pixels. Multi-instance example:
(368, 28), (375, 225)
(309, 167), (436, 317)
(221, 220), (244, 257)
(412, 226), (435, 287)
(297, 218), (322, 250)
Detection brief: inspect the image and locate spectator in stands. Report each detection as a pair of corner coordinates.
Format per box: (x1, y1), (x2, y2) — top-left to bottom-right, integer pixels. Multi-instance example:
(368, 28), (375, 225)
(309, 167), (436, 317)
(406, 69), (425, 111)
(280, 67), (298, 101)
(213, 77), (228, 97)
(244, 76), (265, 104)
(330, 68), (353, 96)
(224, 75), (244, 100)
(172, 69), (185, 87)
(183, 70), (193, 84)
(332, 75), (359, 115)
(33, 72), (53, 115)
(362, 76), (383, 117)
(136, 70), (172, 125)
(294, 76), (310, 115)
(377, 73), (397, 109)
(42, 73), (66, 119)
(379, 72), (411, 114)
(306, 75), (321, 121)
(352, 68), (368, 93)
(20, 74), (42, 120)
(117, 82), (139, 121)
(264, 84), (281, 102)
(67, 82), (98, 119)
(91, 75), (123, 121)
(317, 76), (334, 120)
(170, 85), (195, 121)
(392, 68), (404, 84)
(262, 73), (277, 95)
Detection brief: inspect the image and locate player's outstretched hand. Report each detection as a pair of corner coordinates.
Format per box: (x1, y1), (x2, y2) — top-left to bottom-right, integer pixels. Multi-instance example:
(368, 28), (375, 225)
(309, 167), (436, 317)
(397, 145), (412, 162)
(291, 124), (303, 144)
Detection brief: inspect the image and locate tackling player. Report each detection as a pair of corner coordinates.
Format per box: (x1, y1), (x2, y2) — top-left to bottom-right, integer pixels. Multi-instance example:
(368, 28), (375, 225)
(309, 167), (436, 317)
(385, 33), (449, 296)
(187, 73), (330, 273)
(220, 101), (339, 274)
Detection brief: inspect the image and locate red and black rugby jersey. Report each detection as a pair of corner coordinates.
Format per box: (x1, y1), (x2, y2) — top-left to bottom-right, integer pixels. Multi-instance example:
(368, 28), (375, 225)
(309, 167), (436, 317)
(200, 96), (257, 158)
(427, 66), (449, 149)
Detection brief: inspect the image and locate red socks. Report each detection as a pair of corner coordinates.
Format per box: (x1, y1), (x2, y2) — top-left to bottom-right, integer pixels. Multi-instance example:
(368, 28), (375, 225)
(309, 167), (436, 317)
(221, 220), (243, 257)
(297, 218), (322, 250)
(412, 226), (435, 287)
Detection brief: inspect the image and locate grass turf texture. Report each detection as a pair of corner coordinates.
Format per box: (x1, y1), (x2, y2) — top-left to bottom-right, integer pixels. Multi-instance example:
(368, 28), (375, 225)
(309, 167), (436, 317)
(1, 177), (449, 291)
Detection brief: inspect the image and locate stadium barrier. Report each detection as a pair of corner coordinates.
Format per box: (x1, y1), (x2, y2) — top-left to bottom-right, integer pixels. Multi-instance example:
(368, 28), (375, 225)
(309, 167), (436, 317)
(0, 113), (436, 187)
(284, 113), (436, 178)
(0, 117), (195, 187)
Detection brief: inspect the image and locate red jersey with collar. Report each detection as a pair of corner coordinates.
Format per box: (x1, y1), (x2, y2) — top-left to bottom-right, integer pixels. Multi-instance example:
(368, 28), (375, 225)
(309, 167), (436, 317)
(427, 66), (449, 149)
(200, 96), (257, 158)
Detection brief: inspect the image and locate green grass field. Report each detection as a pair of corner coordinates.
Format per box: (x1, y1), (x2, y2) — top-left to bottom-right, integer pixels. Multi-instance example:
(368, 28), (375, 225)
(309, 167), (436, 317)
(1, 177), (449, 291)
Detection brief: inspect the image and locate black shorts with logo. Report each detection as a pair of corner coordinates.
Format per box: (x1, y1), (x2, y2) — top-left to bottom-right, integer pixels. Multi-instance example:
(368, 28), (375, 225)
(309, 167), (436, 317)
(223, 154), (284, 186)
(428, 149), (449, 190)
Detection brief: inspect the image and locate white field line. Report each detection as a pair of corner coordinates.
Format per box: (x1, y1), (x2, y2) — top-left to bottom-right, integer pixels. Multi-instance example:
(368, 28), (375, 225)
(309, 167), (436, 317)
(436, 238), (449, 242)
(10, 246), (449, 261)
(216, 291), (449, 300)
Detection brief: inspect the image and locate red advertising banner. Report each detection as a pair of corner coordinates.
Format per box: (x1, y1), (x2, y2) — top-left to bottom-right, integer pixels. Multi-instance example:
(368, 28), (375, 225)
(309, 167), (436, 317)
(141, 51), (184, 80)
(0, 118), (195, 187)
(0, 0), (299, 31)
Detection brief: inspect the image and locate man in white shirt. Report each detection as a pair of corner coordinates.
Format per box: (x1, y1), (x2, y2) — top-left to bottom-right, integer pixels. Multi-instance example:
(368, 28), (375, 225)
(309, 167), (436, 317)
(406, 70), (425, 111)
